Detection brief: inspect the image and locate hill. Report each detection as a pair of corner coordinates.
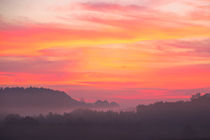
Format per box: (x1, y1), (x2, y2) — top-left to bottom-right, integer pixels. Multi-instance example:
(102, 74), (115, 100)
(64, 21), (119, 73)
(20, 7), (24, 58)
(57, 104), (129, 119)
(136, 93), (210, 121)
(0, 87), (119, 114)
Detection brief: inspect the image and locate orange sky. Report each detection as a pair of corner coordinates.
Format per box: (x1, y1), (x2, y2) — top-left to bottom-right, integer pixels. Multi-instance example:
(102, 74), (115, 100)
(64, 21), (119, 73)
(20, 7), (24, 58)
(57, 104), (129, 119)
(0, 0), (210, 104)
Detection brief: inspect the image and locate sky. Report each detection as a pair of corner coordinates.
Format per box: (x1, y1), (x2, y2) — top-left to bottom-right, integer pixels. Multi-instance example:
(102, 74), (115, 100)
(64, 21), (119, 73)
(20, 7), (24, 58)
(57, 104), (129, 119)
(0, 0), (210, 106)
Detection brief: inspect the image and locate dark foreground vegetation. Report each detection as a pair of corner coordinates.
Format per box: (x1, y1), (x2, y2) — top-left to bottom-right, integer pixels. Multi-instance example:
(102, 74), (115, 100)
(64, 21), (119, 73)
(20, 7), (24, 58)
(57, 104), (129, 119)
(0, 93), (210, 140)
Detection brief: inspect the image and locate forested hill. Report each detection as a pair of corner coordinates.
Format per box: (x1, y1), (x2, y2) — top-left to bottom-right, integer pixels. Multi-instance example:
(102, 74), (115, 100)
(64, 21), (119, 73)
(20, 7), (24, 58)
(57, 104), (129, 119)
(136, 93), (210, 120)
(0, 87), (119, 114)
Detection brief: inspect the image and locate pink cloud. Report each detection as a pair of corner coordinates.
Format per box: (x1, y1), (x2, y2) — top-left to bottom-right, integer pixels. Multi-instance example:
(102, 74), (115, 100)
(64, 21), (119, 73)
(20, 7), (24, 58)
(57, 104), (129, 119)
(76, 2), (147, 12)
(0, 56), (78, 74)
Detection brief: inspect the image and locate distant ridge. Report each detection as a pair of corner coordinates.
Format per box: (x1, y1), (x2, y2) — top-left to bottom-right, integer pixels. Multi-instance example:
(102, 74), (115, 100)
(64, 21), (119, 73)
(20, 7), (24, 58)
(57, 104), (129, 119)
(0, 87), (119, 114)
(136, 93), (210, 119)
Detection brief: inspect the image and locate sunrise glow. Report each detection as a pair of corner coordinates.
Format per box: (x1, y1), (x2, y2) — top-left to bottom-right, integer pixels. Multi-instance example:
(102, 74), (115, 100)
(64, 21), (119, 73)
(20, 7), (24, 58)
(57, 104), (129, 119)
(1, 0), (210, 104)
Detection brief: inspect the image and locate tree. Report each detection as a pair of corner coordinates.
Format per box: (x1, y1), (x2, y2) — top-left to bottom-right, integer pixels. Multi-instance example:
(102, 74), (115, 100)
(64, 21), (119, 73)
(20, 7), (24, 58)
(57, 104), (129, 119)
(191, 93), (201, 101)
